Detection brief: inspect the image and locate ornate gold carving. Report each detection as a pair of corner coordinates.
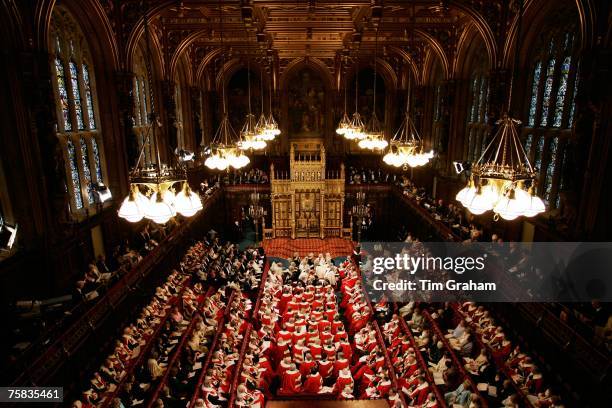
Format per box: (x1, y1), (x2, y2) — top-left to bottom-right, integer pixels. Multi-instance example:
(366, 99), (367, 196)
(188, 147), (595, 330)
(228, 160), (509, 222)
(270, 138), (345, 239)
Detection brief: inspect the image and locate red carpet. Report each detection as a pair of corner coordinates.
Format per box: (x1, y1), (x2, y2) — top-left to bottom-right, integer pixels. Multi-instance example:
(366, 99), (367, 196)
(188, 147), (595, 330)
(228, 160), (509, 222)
(266, 401), (389, 408)
(262, 238), (355, 258)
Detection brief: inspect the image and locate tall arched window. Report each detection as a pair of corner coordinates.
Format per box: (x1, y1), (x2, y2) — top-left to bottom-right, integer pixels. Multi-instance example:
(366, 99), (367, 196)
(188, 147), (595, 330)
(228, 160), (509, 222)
(429, 60), (444, 154)
(465, 73), (490, 162)
(174, 79), (185, 150)
(50, 8), (107, 215)
(431, 82), (443, 152)
(523, 29), (579, 209)
(133, 46), (156, 166)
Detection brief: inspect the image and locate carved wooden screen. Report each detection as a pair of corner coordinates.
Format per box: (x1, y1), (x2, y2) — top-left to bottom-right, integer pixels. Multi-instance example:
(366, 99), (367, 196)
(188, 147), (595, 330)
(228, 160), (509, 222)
(295, 190), (321, 237)
(272, 195), (292, 237)
(323, 197), (342, 237)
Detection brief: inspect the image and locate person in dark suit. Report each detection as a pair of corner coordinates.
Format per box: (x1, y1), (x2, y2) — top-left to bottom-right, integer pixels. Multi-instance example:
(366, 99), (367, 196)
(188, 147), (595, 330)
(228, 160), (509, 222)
(72, 280), (86, 304)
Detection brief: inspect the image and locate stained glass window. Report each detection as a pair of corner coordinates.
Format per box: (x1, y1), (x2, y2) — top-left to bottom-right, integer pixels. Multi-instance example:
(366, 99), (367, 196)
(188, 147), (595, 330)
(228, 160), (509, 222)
(80, 138), (94, 204)
(524, 134), (533, 158)
(466, 67), (489, 162)
(91, 137), (103, 182)
(556, 146), (567, 208)
(539, 58), (556, 127)
(67, 139), (83, 209)
(568, 65), (580, 126)
(141, 78), (148, 124)
(470, 76), (479, 123)
(51, 7), (106, 216)
(528, 62), (542, 126)
(553, 57), (571, 127)
(82, 64), (96, 130)
(175, 82), (184, 149)
(544, 138), (558, 203)
(522, 28), (579, 215)
(134, 77), (142, 126)
(69, 61), (84, 130)
(477, 77), (487, 123)
(55, 58), (72, 131)
(533, 136), (545, 171)
(133, 46), (155, 166)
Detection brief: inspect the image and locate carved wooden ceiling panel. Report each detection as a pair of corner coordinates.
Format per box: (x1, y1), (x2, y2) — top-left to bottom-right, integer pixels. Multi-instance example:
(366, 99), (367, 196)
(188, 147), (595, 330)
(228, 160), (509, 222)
(102, 0), (519, 84)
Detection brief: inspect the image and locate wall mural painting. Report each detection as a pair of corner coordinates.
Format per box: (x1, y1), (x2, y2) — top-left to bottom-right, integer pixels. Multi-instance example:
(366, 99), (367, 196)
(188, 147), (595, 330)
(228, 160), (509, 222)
(288, 67), (326, 137)
(352, 67), (386, 125)
(226, 67), (263, 133)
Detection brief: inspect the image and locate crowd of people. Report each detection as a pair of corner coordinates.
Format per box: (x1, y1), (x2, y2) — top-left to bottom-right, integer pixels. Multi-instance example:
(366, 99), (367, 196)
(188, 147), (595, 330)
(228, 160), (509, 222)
(397, 301), (568, 408)
(381, 315), (442, 407)
(346, 166), (401, 185)
(200, 169), (269, 189)
(72, 221), (174, 306)
(183, 236), (264, 292)
(230, 254), (409, 407)
(196, 290), (254, 407)
(457, 302), (565, 407)
(74, 267), (190, 407)
(70, 230), (266, 408)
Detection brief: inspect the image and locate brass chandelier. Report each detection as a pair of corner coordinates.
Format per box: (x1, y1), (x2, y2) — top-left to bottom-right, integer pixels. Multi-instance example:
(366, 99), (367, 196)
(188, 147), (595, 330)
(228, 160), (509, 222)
(118, 3), (201, 224)
(383, 75), (433, 168)
(455, 0), (545, 220)
(204, 0), (250, 171)
(358, 28), (388, 151)
(237, 47), (266, 151)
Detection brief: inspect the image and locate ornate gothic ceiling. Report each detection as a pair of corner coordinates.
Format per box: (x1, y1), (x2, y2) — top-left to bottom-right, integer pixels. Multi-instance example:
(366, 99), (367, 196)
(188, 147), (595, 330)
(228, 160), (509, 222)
(102, 0), (524, 87)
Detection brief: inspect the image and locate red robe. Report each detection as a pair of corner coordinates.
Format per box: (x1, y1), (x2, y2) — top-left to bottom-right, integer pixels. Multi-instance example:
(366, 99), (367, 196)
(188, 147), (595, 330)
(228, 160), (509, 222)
(280, 369), (302, 393)
(319, 361), (333, 378)
(300, 360), (317, 378)
(309, 344), (323, 359)
(333, 359), (349, 377)
(377, 381), (392, 397)
(334, 372), (354, 395)
(303, 373), (323, 393)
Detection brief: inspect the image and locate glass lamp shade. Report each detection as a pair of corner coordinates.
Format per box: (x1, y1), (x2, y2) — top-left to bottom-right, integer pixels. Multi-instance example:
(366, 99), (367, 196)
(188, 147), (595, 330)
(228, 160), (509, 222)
(336, 113), (351, 135)
(523, 193), (546, 217)
(118, 188), (146, 223)
(383, 152), (400, 166)
(465, 184), (497, 215)
(245, 139), (267, 150)
(358, 138), (371, 149)
(493, 188), (531, 220)
(372, 138), (388, 150)
(205, 154), (218, 169)
(145, 193), (176, 224)
(254, 113), (267, 139)
(456, 183), (477, 205)
(174, 184), (203, 217)
(229, 151), (250, 169)
(405, 154), (422, 168)
(162, 189), (176, 206)
(346, 113), (366, 140)
(205, 153), (229, 170)
(134, 189), (150, 212)
(267, 114), (281, 138)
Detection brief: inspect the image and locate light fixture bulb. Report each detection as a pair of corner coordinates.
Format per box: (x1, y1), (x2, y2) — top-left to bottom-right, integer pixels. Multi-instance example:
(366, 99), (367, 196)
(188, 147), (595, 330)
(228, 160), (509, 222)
(174, 183), (203, 217)
(145, 191), (176, 224)
(118, 186), (146, 223)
